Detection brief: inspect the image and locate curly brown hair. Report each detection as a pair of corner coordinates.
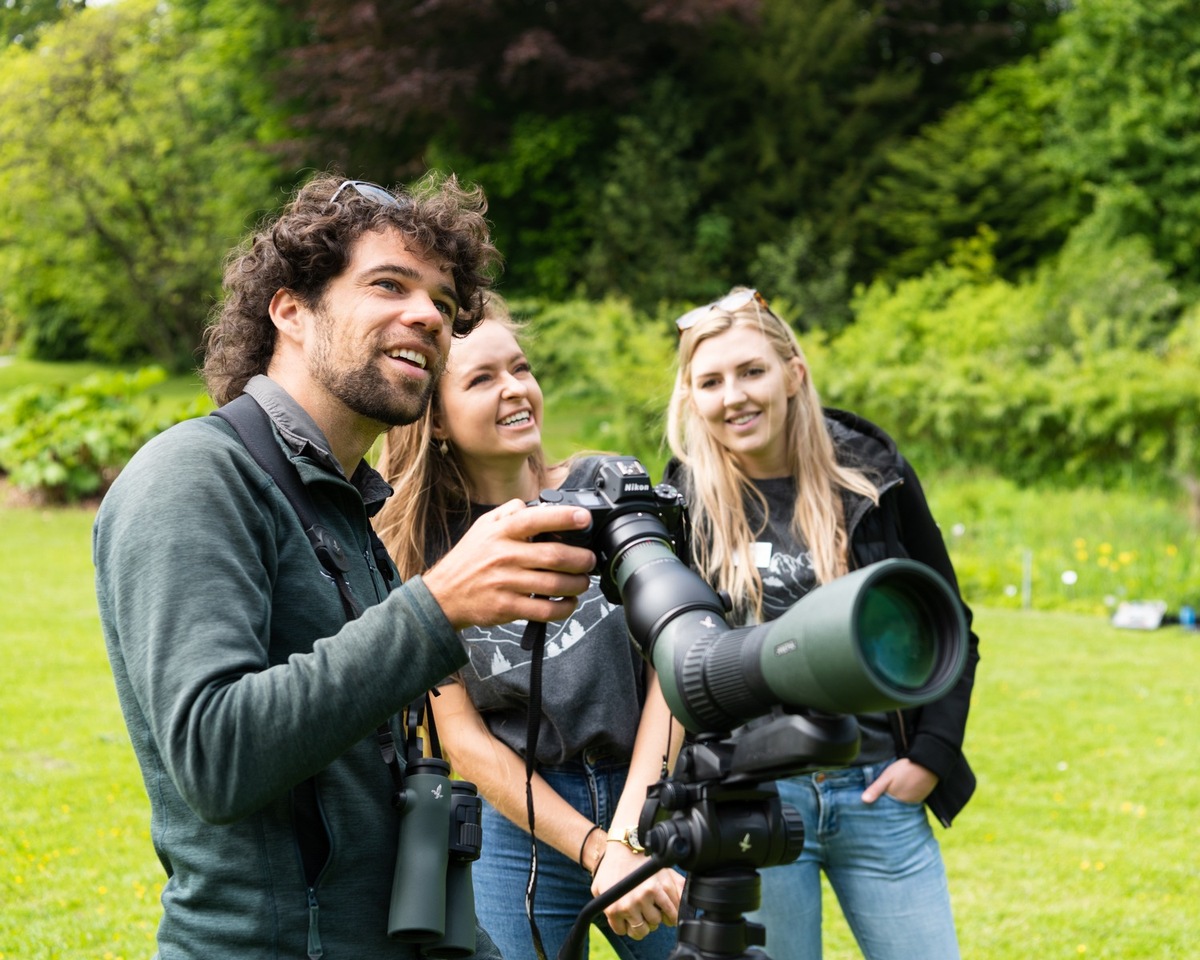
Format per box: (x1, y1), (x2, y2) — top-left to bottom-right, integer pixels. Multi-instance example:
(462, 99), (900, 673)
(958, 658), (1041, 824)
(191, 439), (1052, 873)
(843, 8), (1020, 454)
(202, 171), (501, 406)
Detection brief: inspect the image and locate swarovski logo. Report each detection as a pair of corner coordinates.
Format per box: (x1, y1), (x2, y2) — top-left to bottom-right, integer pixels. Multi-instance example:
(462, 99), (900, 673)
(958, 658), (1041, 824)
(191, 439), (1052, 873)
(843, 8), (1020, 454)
(739, 833), (752, 853)
(431, 784), (444, 800)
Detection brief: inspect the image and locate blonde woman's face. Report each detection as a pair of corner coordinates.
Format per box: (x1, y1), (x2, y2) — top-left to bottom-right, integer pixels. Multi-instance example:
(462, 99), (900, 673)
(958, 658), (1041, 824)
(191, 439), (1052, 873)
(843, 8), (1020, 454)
(687, 324), (801, 479)
(432, 319), (544, 467)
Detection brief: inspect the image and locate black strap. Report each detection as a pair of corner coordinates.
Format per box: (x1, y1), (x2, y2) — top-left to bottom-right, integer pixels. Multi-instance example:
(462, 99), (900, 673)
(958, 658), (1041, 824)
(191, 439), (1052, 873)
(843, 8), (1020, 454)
(214, 395), (375, 619)
(520, 618), (550, 960)
(211, 395), (410, 794)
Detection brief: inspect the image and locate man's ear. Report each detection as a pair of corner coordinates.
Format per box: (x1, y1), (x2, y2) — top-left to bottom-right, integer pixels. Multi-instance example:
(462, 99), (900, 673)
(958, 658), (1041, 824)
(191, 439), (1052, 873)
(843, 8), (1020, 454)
(269, 288), (306, 345)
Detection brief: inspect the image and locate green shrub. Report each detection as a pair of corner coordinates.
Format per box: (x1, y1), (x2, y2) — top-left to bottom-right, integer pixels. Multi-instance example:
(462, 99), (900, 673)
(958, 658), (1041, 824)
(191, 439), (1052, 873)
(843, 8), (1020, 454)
(517, 297), (678, 474)
(817, 228), (1200, 502)
(0, 366), (206, 503)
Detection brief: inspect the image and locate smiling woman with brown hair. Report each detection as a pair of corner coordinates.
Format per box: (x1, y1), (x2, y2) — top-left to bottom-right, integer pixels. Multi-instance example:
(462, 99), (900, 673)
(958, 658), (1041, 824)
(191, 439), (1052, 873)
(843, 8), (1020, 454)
(375, 295), (685, 960)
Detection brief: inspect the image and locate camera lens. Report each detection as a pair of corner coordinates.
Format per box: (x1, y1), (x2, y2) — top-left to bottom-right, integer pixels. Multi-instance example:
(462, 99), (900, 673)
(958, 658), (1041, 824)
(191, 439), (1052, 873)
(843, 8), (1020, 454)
(856, 582), (938, 691)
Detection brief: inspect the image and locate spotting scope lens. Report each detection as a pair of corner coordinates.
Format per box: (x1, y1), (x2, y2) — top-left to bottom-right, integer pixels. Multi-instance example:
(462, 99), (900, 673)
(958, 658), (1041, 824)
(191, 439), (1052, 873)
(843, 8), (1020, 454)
(857, 582), (939, 690)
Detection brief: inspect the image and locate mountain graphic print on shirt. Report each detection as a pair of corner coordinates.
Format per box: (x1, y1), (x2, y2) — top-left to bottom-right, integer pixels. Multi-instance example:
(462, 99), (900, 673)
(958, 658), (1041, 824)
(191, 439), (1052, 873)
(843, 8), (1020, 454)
(748, 476), (818, 624)
(463, 576), (613, 680)
(444, 457), (648, 766)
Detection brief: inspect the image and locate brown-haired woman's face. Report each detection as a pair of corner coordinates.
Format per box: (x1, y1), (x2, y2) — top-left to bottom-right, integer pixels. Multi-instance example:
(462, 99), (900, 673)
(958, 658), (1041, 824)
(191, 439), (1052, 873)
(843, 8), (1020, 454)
(432, 319), (544, 467)
(687, 324), (802, 479)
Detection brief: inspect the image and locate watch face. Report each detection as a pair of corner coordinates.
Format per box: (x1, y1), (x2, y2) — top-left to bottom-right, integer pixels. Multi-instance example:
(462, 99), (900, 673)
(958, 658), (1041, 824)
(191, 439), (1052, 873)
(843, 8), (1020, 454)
(608, 824), (645, 852)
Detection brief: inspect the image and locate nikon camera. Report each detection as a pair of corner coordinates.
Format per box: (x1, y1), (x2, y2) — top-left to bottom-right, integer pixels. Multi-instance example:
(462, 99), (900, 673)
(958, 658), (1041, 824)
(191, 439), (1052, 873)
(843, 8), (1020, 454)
(530, 456), (690, 605)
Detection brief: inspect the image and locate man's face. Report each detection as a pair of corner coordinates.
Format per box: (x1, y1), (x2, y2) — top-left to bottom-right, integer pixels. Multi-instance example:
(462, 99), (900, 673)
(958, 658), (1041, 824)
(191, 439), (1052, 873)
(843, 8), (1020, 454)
(308, 228), (459, 428)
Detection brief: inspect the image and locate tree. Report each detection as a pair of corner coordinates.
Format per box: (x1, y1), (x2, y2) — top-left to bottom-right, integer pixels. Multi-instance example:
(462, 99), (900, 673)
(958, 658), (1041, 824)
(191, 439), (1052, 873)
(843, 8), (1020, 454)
(1, 0), (82, 48)
(276, 0), (756, 299)
(817, 227), (1200, 510)
(1042, 0), (1200, 284)
(854, 57), (1081, 282)
(580, 78), (733, 304)
(274, 0), (1059, 303)
(278, 0), (756, 169)
(691, 0), (1064, 285)
(0, 0), (285, 368)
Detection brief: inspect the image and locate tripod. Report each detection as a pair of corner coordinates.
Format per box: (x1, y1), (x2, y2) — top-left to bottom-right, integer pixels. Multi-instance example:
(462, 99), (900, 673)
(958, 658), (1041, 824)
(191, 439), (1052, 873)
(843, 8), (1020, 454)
(558, 711), (860, 960)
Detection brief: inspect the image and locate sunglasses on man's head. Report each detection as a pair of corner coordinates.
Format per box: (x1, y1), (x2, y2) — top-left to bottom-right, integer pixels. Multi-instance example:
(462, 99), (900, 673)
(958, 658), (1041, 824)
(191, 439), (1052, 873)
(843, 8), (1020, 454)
(674, 288), (773, 334)
(325, 179), (409, 211)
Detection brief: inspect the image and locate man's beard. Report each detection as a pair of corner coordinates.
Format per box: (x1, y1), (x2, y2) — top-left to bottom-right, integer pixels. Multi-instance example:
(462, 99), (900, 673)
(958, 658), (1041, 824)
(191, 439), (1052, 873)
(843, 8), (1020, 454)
(309, 307), (446, 427)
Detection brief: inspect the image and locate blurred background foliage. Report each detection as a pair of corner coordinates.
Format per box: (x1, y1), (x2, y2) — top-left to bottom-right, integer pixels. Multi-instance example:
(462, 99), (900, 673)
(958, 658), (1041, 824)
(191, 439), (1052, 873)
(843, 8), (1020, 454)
(2, 0), (1200, 521)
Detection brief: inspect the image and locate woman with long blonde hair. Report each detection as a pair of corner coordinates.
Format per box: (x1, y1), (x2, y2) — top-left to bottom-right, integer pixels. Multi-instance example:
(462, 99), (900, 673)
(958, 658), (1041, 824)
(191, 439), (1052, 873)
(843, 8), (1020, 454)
(665, 288), (980, 960)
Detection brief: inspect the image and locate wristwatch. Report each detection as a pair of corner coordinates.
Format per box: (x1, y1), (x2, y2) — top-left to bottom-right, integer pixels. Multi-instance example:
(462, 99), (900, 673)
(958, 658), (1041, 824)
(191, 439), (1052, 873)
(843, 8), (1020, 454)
(607, 824), (645, 854)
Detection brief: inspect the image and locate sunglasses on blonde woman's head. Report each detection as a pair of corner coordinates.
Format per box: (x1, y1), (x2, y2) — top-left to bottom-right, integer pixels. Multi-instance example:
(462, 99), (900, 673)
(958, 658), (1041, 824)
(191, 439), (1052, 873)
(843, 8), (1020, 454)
(674, 288), (774, 335)
(324, 179), (409, 211)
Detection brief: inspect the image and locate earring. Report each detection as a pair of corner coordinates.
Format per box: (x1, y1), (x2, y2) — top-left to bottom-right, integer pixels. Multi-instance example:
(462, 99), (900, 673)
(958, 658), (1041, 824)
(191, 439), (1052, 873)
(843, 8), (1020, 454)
(438, 439), (449, 456)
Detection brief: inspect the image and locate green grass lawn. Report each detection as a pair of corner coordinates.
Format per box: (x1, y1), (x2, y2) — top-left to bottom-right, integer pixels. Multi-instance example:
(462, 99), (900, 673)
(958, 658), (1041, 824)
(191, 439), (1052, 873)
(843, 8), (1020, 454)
(2, 500), (1198, 959)
(0, 358), (206, 406)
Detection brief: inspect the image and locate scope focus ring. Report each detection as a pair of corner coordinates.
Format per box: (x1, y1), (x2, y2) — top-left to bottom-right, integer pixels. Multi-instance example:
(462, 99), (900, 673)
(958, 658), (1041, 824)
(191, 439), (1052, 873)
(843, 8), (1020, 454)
(680, 627), (759, 732)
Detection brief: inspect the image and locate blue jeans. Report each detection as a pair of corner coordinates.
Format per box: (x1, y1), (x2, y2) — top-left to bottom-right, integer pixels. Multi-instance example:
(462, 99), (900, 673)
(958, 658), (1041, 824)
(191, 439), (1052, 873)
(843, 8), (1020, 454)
(472, 755), (677, 960)
(750, 759), (960, 960)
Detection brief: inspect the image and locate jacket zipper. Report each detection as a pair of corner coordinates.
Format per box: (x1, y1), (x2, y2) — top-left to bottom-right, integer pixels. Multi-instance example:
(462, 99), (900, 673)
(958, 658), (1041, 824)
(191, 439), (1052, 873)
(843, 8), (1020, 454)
(894, 709), (909, 753)
(306, 887), (323, 959)
(363, 545), (389, 603)
(293, 784), (332, 960)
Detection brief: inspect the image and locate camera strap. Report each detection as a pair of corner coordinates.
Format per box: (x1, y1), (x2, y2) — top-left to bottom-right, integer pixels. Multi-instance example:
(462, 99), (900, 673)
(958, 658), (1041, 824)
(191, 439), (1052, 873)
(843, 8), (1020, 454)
(211, 395), (410, 799)
(520, 617), (551, 960)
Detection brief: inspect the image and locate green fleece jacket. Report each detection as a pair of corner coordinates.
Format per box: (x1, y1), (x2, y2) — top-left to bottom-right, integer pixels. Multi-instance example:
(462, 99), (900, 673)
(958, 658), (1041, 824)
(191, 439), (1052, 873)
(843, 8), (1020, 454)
(93, 377), (498, 959)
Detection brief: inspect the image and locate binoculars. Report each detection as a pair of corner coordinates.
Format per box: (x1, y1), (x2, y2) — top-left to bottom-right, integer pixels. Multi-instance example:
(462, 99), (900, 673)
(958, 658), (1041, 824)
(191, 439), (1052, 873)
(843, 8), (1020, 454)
(387, 757), (483, 958)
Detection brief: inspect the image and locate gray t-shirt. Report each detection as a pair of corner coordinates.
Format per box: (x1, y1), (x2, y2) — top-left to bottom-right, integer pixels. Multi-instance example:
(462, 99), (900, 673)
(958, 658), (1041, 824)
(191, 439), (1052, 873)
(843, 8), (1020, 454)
(747, 477), (893, 766)
(445, 458), (648, 765)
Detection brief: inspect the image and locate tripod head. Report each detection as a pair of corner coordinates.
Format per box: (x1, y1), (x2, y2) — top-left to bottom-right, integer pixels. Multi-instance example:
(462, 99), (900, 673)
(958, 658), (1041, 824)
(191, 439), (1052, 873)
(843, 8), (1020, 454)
(559, 710), (861, 960)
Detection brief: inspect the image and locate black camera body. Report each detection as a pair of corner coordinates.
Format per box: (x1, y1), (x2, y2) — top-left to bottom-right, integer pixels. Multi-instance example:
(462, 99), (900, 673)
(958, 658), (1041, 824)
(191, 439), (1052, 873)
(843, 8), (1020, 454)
(531, 456), (689, 604)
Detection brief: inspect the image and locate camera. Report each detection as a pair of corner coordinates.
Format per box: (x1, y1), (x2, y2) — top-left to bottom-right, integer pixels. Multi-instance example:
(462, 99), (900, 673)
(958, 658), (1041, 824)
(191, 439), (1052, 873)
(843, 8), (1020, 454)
(532, 456), (689, 606)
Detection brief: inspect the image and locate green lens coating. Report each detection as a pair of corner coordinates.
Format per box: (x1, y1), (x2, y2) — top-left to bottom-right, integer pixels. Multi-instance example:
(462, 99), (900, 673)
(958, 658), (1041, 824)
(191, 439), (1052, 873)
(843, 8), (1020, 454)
(857, 583), (937, 690)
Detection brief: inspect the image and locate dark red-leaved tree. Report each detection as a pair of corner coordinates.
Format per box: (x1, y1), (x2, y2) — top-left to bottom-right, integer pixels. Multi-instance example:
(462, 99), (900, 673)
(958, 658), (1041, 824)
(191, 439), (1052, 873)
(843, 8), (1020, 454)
(278, 0), (758, 176)
(273, 0), (1061, 300)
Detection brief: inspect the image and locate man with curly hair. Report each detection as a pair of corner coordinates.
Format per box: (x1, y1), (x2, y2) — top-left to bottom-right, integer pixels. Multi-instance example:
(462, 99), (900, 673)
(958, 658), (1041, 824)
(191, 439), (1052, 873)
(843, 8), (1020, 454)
(94, 173), (595, 959)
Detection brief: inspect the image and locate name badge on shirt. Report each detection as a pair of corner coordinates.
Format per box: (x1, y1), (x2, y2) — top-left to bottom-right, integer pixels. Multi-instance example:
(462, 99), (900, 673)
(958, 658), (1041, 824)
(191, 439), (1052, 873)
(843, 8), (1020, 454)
(753, 541), (773, 569)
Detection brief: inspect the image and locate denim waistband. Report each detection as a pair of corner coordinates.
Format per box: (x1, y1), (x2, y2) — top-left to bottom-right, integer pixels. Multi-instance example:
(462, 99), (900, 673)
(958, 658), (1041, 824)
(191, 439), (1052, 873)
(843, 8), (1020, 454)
(539, 746), (629, 774)
(795, 757), (896, 787)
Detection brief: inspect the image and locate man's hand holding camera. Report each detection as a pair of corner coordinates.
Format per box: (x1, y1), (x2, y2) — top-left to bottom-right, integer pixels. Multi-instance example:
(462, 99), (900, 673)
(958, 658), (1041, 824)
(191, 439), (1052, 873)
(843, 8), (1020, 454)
(423, 501), (596, 630)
